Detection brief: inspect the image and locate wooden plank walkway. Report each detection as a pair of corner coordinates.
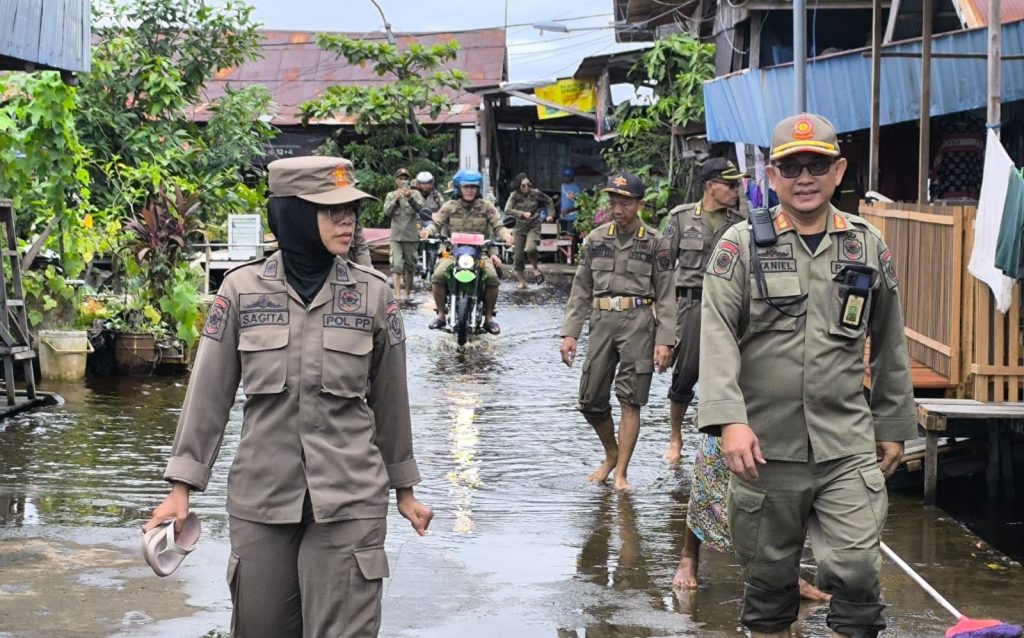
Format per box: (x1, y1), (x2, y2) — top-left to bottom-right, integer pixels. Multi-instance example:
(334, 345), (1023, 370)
(916, 399), (1024, 505)
(864, 341), (956, 391)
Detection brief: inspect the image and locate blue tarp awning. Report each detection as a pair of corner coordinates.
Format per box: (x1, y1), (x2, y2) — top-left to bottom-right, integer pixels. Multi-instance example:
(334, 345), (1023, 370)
(703, 19), (1024, 147)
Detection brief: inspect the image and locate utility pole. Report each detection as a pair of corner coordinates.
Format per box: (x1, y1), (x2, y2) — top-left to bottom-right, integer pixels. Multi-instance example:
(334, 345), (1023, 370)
(989, 0), (1002, 140)
(869, 0), (881, 191)
(369, 0), (424, 137)
(917, 0), (934, 203)
(794, 0), (807, 112)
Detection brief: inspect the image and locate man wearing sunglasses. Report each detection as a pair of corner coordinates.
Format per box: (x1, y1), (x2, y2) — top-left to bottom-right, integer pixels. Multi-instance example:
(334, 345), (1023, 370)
(663, 158), (747, 465)
(698, 114), (916, 638)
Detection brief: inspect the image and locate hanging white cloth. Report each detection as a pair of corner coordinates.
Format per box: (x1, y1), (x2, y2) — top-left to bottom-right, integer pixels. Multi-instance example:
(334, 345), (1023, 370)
(969, 129), (1015, 314)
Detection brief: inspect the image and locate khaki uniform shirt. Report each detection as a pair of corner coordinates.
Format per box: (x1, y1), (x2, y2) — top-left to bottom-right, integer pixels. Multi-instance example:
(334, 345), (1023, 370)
(425, 198), (513, 243)
(665, 202), (746, 289)
(698, 206), (917, 463)
(384, 189), (425, 242)
(504, 188), (554, 232)
(164, 252), (420, 523)
(560, 222), (677, 346)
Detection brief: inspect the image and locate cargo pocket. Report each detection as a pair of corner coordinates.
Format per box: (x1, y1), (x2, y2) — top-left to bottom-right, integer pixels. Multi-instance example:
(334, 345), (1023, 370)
(749, 273), (803, 333)
(728, 480), (767, 564)
(591, 257), (615, 293)
(238, 328), (289, 395)
(322, 329), (374, 398)
(828, 282), (872, 341)
(625, 258), (653, 294)
(577, 358), (595, 411)
(226, 552), (240, 635)
(628, 358), (655, 406)
(348, 545), (388, 635)
(859, 466), (889, 533)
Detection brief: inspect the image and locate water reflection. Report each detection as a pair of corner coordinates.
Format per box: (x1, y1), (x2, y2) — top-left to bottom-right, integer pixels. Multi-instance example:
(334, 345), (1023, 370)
(0, 279), (1022, 638)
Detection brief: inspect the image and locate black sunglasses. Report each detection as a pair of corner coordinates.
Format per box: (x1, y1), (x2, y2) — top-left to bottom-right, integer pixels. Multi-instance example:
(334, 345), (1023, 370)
(319, 204), (359, 224)
(772, 158), (836, 179)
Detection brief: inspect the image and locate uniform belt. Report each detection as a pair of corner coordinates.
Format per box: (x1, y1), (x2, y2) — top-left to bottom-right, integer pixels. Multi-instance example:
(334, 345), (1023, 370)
(676, 287), (702, 301)
(592, 296), (654, 311)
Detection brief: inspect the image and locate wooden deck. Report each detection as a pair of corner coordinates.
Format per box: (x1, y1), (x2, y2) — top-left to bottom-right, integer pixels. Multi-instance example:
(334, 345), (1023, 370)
(864, 342), (956, 391)
(916, 399), (1024, 505)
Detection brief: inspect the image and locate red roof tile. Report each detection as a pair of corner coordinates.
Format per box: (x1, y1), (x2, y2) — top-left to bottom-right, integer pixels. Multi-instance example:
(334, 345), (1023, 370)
(192, 27), (507, 126)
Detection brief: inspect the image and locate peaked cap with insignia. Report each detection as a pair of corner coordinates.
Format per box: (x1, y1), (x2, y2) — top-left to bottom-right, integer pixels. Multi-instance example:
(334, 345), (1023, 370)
(268, 156), (378, 206)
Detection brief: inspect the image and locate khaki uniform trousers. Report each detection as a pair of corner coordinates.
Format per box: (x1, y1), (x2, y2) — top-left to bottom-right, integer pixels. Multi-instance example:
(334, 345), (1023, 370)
(727, 451), (888, 638)
(389, 240), (418, 273)
(668, 293), (701, 404)
(227, 494), (389, 638)
(431, 255), (499, 288)
(512, 227), (541, 272)
(577, 306), (656, 421)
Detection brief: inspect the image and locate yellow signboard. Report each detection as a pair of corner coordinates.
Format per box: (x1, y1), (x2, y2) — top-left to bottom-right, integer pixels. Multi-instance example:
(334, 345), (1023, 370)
(534, 79), (597, 120)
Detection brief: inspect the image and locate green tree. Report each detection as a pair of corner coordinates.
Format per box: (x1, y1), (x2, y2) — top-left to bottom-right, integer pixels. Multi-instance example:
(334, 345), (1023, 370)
(79, 0), (275, 232)
(300, 36), (467, 227)
(604, 35), (716, 218)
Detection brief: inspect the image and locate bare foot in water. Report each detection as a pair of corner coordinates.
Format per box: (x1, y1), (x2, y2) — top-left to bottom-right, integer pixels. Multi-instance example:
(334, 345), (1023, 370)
(799, 577), (831, 602)
(612, 473), (632, 491)
(587, 457), (617, 483)
(672, 556), (698, 590)
(663, 439), (682, 464)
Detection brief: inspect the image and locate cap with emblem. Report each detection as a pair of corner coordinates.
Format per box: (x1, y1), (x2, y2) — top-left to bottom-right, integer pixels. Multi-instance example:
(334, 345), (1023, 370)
(601, 172), (645, 199)
(770, 113), (841, 160)
(395, 167), (412, 179)
(701, 158), (748, 183)
(268, 156), (377, 205)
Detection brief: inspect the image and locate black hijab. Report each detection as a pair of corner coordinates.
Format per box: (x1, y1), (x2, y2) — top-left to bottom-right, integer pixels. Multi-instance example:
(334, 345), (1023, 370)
(268, 196), (335, 306)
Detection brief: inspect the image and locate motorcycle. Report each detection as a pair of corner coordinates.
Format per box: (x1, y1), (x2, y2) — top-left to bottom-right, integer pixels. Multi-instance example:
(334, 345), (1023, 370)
(417, 208), (441, 281)
(440, 232), (504, 346)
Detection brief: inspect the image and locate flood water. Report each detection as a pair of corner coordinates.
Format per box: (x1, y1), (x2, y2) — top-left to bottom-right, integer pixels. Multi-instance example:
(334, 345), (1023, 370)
(2, 275), (1023, 637)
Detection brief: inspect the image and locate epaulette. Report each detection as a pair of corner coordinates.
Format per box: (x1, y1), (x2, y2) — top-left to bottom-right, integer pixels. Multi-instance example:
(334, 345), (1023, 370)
(348, 260), (388, 282)
(224, 256), (267, 278)
(845, 211), (884, 238)
(642, 223), (663, 239)
(591, 222), (614, 238)
(668, 202), (698, 217)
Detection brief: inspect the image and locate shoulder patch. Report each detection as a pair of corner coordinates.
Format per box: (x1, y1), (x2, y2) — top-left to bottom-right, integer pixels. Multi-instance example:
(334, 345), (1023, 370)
(385, 298), (406, 346)
(348, 260), (388, 282)
(656, 249), (672, 272)
(203, 295), (231, 341)
(708, 240), (741, 280)
(880, 248), (898, 289)
(664, 222), (676, 239)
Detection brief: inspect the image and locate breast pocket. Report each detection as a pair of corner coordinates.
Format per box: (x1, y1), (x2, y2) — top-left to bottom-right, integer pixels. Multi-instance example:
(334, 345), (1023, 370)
(625, 258), (652, 294)
(238, 328), (289, 395)
(678, 238), (703, 269)
(591, 257), (615, 293)
(749, 273), (803, 333)
(827, 281), (872, 341)
(322, 329), (374, 398)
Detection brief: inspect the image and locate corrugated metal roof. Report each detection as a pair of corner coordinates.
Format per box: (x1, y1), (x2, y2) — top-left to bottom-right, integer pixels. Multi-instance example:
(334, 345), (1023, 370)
(0, 0), (90, 72)
(193, 28), (507, 126)
(704, 18), (1024, 146)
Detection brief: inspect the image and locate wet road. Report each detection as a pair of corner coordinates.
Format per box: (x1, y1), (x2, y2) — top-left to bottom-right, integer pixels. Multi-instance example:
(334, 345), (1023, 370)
(2, 276), (1023, 637)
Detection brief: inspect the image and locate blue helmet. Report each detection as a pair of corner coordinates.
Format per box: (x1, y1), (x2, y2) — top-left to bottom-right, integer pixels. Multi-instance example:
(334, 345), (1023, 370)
(453, 169), (482, 188)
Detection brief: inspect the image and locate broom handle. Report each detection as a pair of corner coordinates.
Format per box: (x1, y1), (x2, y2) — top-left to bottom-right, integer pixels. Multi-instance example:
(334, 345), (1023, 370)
(880, 541), (962, 619)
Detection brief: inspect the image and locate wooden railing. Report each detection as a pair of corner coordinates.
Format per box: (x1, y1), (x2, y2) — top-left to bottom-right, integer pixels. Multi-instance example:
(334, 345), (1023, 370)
(859, 201), (964, 384)
(859, 201), (1024, 400)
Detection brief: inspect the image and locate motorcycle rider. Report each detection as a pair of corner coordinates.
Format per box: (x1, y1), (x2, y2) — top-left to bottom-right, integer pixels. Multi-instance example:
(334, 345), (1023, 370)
(415, 171), (444, 224)
(419, 169), (512, 334)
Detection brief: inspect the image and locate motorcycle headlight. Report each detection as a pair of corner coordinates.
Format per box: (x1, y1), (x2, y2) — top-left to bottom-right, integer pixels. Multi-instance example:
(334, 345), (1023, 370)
(457, 254), (475, 270)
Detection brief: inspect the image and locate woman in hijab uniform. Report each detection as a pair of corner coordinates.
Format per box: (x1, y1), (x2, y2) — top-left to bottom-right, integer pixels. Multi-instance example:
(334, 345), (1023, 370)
(143, 156), (432, 638)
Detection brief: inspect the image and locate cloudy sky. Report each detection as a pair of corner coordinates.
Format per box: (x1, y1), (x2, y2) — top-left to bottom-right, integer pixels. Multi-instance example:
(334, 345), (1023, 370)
(246, 0), (649, 82)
